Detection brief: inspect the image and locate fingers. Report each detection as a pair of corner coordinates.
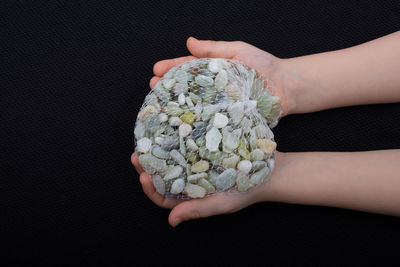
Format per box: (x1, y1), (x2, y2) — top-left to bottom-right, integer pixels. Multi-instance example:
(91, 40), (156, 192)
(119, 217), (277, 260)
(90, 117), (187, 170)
(153, 56), (198, 77)
(131, 153), (144, 174)
(140, 172), (183, 209)
(186, 36), (246, 59)
(149, 76), (160, 89)
(168, 194), (240, 227)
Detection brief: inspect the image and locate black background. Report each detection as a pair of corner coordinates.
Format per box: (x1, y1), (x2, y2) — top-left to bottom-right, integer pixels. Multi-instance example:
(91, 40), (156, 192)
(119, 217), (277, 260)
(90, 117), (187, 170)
(1, 0), (400, 265)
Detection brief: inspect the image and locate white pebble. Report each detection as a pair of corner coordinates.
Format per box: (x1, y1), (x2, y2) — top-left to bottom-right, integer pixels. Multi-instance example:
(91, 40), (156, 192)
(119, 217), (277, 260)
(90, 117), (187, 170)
(162, 78), (176, 89)
(186, 138), (198, 151)
(206, 127), (222, 152)
(170, 178), (185, 194)
(237, 160), (252, 174)
(169, 116), (183, 126)
(163, 166), (183, 180)
(137, 137), (152, 153)
(208, 58), (223, 73)
(154, 137), (164, 145)
(178, 93), (186, 106)
(159, 113), (168, 123)
(213, 113), (229, 128)
(179, 123), (192, 137)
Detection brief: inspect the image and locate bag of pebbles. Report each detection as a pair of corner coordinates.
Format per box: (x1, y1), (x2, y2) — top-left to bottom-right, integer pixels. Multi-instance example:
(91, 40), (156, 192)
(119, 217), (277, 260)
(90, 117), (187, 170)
(134, 58), (281, 198)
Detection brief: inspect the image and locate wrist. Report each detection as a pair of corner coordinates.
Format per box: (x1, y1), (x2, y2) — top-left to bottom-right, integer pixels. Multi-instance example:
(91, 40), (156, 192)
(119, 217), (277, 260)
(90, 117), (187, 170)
(272, 58), (309, 117)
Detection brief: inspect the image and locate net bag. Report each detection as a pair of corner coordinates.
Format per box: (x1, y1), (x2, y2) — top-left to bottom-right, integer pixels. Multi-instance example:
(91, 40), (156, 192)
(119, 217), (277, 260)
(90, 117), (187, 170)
(134, 58), (281, 198)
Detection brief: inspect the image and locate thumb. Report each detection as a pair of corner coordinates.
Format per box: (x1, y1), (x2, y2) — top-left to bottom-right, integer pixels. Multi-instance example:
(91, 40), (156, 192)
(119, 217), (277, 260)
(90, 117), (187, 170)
(168, 195), (226, 227)
(186, 37), (245, 59)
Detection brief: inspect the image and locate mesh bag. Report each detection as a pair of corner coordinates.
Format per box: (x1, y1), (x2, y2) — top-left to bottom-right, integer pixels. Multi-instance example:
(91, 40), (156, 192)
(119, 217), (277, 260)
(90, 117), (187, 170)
(134, 58), (281, 198)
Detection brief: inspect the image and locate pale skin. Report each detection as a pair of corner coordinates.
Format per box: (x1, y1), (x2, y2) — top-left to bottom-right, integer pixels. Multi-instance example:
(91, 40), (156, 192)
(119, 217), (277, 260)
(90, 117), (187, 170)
(132, 32), (400, 227)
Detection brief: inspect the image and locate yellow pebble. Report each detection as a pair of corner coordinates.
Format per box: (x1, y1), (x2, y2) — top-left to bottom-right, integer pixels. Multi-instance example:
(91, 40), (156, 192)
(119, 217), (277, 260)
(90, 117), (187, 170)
(256, 139), (277, 154)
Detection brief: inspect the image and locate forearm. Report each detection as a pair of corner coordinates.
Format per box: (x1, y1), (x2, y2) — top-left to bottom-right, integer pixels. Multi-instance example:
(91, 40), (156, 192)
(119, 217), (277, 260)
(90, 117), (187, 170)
(281, 31), (400, 114)
(263, 151), (400, 216)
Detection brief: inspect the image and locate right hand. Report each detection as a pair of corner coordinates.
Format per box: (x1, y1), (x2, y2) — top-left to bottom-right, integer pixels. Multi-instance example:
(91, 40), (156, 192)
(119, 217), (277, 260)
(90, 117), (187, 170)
(149, 37), (298, 117)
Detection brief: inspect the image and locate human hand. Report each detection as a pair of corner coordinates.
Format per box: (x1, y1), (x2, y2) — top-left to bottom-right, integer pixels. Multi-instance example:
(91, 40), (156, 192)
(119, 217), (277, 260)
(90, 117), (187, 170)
(149, 37), (298, 117)
(131, 152), (285, 227)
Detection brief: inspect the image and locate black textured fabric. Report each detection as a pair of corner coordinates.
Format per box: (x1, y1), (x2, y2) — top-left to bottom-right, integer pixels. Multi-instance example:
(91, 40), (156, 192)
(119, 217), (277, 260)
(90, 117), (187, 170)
(1, 1), (400, 265)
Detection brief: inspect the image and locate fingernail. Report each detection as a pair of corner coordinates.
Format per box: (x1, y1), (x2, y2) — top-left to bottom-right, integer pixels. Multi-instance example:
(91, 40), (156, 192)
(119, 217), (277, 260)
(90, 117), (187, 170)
(189, 36), (197, 41)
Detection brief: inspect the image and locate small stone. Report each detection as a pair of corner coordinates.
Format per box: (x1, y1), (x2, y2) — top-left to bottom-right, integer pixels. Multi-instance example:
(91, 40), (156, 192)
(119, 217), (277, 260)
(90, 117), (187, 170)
(197, 178), (216, 194)
(153, 82), (171, 103)
(206, 127), (222, 152)
(225, 82), (243, 101)
(159, 113), (168, 123)
(152, 175), (165, 195)
(161, 136), (180, 151)
(236, 172), (253, 192)
(222, 154), (240, 169)
(222, 132), (239, 153)
(250, 149), (264, 161)
(187, 172), (208, 183)
(180, 111), (196, 125)
(170, 178), (185, 194)
(228, 102), (244, 125)
(202, 104), (220, 121)
(169, 149), (187, 167)
(151, 145), (170, 159)
(174, 69), (188, 83)
(136, 137), (152, 153)
(202, 149), (222, 161)
(250, 167), (270, 185)
(195, 136), (206, 147)
(254, 124), (274, 139)
(194, 105), (202, 122)
(179, 136), (186, 155)
(256, 139), (277, 154)
(249, 129), (258, 151)
(214, 92), (227, 104)
(207, 170), (219, 187)
(214, 69), (228, 91)
(184, 184), (206, 198)
(154, 137), (164, 145)
(237, 160), (252, 174)
(162, 78), (176, 89)
(256, 92), (273, 117)
(189, 92), (201, 104)
(167, 101), (179, 107)
(138, 154), (167, 174)
(191, 161), (210, 173)
(195, 75), (214, 87)
(186, 163), (192, 176)
(238, 140), (251, 160)
(216, 168), (237, 190)
(185, 151), (199, 163)
(169, 116), (183, 126)
(240, 117), (252, 135)
(173, 83), (189, 95)
(134, 120), (145, 139)
(163, 165), (183, 180)
(178, 93), (186, 105)
(267, 158), (275, 172)
(186, 138), (198, 151)
(164, 105), (184, 116)
(251, 161), (267, 172)
(186, 96), (194, 108)
(179, 123), (192, 137)
(138, 105), (158, 121)
(213, 113), (229, 128)
(190, 124), (207, 140)
(208, 58), (223, 73)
